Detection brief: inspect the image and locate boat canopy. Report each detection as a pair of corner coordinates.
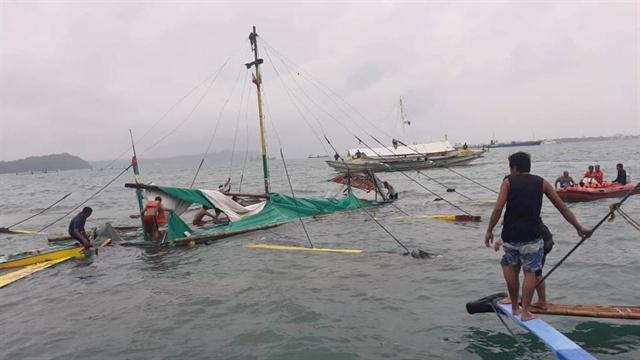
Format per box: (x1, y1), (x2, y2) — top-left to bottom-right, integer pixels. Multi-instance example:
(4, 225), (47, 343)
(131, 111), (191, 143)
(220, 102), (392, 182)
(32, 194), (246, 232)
(348, 141), (455, 158)
(142, 185), (372, 241)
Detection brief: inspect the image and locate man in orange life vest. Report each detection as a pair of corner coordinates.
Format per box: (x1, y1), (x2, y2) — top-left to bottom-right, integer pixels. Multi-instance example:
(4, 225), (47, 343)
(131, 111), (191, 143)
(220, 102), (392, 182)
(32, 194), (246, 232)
(593, 165), (604, 185)
(142, 196), (169, 240)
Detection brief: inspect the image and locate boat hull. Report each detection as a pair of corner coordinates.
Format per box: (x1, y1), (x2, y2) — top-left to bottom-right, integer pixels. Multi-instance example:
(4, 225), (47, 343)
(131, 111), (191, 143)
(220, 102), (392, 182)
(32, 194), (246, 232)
(487, 140), (542, 148)
(326, 152), (484, 173)
(556, 182), (639, 202)
(0, 245), (85, 269)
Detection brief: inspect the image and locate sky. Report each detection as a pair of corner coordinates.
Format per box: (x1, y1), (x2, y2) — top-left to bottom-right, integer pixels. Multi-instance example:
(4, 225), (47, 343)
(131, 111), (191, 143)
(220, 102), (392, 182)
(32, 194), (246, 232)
(1, 1), (638, 161)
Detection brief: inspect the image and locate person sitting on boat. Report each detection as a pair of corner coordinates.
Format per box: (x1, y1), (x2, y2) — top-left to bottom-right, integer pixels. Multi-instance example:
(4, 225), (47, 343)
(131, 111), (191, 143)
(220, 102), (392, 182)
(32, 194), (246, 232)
(355, 150), (362, 159)
(218, 177), (231, 193)
(142, 196), (168, 241)
(462, 142), (468, 150)
(68, 207), (93, 250)
(192, 205), (220, 226)
(383, 181), (398, 200)
(554, 171), (575, 189)
(484, 152), (590, 321)
(580, 165), (597, 187)
(334, 153), (340, 161)
(612, 163), (628, 185)
(594, 165), (604, 185)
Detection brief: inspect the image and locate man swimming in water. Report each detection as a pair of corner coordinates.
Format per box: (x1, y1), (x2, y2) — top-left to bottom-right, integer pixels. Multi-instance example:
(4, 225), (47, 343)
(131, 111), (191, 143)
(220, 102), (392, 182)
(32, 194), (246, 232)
(554, 171), (575, 189)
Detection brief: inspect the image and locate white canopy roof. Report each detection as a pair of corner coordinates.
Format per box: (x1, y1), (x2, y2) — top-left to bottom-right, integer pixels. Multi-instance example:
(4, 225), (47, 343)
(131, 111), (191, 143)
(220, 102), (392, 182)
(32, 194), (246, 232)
(348, 141), (455, 158)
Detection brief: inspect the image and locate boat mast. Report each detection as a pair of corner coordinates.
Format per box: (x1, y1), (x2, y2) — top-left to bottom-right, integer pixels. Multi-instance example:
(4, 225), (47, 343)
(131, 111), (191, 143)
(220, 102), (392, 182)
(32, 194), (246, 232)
(129, 129), (148, 240)
(246, 26), (270, 194)
(399, 97), (410, 139)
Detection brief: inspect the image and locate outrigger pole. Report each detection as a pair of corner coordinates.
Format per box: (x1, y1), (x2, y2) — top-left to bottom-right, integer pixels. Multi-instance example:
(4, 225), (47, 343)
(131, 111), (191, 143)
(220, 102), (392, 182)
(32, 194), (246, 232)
(129, 129), (148, 240)
(246, 26), (270, 194)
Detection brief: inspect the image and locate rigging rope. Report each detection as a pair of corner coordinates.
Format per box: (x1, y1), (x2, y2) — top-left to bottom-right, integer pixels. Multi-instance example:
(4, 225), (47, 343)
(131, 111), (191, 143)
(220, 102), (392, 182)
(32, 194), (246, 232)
(262, 46), (330, 156)
(4, 192), (72, 230)
(609, 203), (640, 231)
(369, 136), (475, 201)
(356, 136), (473, 216)
(279, 148), (314, 248)
(538, 182), (640, 286)
(228, 70), (251, 179)
(489, 302), (535, 358)
(189, 61), (248, 187)
(260, 40), (474, 216)
(38, 165), (132, 232)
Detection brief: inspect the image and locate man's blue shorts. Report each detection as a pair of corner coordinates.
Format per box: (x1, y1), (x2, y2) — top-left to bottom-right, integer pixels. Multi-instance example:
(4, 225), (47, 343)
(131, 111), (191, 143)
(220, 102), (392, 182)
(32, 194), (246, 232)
(500, 239), (544, 273)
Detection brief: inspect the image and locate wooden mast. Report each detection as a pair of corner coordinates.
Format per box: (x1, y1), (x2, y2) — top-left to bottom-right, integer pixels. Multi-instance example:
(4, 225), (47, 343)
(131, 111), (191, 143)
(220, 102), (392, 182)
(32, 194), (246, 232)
(129, 129), (148, 240)
(246, 26), (270, 194)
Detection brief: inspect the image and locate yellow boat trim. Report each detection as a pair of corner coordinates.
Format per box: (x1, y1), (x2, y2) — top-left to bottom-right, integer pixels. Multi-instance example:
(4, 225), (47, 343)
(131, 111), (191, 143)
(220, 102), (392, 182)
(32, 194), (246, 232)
(0, 257), (72, 288)
(246, 243), (363, 254)
(0, 246), (85, 269)
(431, 215), (458, 221)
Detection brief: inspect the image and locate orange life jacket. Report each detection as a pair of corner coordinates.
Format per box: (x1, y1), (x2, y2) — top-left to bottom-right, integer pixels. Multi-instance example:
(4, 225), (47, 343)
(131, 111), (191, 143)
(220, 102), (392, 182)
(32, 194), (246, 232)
(144, 200), (159, 217)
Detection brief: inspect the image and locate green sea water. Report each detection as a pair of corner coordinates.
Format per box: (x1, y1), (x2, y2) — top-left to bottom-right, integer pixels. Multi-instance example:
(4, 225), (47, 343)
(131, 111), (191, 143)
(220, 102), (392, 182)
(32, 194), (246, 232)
(0, 138), (639, 359)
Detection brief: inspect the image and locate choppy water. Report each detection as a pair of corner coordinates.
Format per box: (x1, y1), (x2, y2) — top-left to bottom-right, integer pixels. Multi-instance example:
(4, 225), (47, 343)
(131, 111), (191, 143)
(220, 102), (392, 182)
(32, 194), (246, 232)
(1, 138), (639, 359)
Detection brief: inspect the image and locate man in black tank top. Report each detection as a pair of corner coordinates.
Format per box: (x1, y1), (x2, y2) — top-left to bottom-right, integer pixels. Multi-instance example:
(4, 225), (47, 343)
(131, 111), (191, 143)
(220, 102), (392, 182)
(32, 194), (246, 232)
(484, 152), (590, 321)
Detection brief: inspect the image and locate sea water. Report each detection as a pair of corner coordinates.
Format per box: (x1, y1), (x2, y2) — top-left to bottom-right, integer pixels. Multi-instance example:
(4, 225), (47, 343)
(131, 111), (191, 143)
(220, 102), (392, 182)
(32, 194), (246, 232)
(0, 138), (639, 359)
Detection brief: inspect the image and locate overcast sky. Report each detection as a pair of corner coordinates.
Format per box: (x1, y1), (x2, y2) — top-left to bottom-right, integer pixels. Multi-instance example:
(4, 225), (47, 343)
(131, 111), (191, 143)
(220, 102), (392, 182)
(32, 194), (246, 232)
(1, 1), (638, 161)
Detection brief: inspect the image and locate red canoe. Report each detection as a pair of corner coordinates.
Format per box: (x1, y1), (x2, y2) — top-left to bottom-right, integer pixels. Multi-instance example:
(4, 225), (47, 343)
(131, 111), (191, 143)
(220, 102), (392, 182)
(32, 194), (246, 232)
(556, 182), (639, 202)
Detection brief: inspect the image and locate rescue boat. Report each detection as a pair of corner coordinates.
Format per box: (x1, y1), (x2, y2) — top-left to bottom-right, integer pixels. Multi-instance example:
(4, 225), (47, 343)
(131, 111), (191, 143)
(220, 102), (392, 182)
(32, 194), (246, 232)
(556, 182), (639, 202)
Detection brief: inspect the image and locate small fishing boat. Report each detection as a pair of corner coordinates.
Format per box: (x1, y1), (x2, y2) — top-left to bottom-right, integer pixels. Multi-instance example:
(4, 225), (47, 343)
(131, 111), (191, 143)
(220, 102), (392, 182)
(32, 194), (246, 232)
(487, 139), (542, 148)
(556, 182), (639, 202)
(0, 244), (85, 269)
(326, 142), (485, 173)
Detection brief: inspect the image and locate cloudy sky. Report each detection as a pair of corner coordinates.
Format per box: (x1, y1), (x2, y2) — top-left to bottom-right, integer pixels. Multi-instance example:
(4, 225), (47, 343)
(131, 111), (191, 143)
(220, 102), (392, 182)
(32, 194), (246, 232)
(1, 1), (638, 161)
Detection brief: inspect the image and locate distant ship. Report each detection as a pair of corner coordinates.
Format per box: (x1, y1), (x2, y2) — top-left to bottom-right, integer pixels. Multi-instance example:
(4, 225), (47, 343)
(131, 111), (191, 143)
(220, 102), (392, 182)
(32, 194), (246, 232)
(308, 154), (329, 159)
(487, 139), (542, 148)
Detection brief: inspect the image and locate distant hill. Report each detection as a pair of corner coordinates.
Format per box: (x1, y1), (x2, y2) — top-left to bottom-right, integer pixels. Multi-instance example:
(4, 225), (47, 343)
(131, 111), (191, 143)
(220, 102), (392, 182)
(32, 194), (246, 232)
(0, 153), (92, 174)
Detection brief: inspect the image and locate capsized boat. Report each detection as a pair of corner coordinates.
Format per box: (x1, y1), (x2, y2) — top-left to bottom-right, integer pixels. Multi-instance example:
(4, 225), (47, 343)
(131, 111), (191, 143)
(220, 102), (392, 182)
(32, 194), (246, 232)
(0, 244), (85, 269)
(122, 27), (378, 247)
(556, 182), (639, 202)
(123, 183), (373, 247)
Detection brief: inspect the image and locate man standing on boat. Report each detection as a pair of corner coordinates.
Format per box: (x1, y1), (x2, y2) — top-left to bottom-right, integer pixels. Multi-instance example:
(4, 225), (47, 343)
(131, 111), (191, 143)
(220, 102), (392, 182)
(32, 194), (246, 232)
(68, 207), (93, 250)
(484, 152), (590, 321)
(142, 196), (168, 241)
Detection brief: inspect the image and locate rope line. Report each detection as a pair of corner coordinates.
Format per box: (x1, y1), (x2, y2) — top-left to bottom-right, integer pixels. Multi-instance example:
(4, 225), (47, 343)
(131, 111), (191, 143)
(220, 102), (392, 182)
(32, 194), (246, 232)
(356, 136), (472, 216)
(539, 182), (640, 285)
(5, 192), (72, 229)
(189, 61), (248, 187)
(38, 165), (132, 232)
(279, 148), (314, 248)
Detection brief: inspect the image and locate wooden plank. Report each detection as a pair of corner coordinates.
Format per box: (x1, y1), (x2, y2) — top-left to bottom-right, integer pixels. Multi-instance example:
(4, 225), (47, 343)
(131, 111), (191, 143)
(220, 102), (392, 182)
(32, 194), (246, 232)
(531, 304), (640, 320)
(496, 303), (596, 360)
(0, 257), (72, 288)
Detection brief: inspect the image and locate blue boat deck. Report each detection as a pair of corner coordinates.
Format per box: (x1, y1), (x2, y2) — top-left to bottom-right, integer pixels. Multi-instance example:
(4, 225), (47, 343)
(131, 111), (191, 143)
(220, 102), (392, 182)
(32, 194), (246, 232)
(496, 303), (596, 360)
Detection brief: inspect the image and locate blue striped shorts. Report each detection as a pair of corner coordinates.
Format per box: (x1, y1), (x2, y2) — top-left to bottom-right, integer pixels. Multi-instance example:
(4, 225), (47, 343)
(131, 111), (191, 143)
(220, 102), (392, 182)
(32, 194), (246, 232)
(500, 239), (544, 273)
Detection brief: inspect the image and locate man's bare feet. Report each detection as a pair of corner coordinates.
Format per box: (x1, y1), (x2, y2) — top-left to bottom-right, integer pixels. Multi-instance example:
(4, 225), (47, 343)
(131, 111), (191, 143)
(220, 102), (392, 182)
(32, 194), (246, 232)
(498, 297), (512, 304)
(520, 311), (536, 321)
(532, 301), (548, 310)
(511, 306), (521, 316)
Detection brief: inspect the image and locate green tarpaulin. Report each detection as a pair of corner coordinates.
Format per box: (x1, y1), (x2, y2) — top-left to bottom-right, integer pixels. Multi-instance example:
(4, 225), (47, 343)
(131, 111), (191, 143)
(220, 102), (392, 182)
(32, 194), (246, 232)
(156, 187), (371, 240)
(166, 211), (193, 241)
(158, 186), (213, 208)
